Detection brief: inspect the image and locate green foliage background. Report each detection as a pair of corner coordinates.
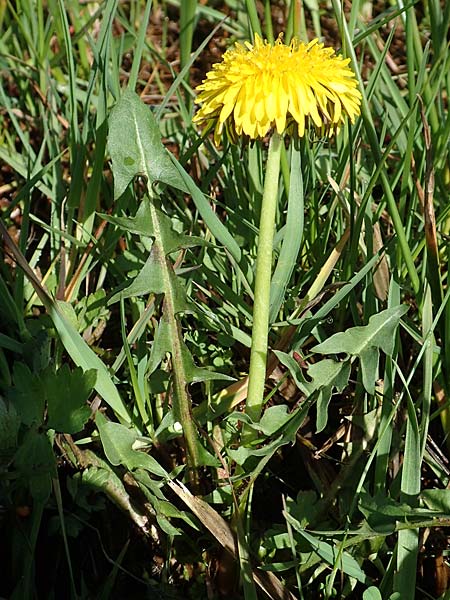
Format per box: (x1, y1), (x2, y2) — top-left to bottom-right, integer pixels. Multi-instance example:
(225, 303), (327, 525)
(1, 1), (450, 598)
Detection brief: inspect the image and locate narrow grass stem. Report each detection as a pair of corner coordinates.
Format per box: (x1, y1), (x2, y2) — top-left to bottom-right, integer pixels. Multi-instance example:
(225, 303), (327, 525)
(246, 132), (283, 423)
(180, 0), (197, 85)
(331, 0), (421, 296)
(244, 0), (262, 39)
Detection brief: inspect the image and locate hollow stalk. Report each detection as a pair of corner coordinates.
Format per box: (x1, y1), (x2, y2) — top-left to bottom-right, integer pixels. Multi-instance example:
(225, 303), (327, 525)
(246, 132), (283, 423)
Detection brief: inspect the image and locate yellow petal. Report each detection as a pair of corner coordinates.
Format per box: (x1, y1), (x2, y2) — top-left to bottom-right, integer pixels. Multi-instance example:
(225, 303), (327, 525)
(194, 32), (361, 144)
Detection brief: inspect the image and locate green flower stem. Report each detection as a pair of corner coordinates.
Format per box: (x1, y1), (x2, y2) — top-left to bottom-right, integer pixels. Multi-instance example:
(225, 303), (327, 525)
(246, 132), (283, 423)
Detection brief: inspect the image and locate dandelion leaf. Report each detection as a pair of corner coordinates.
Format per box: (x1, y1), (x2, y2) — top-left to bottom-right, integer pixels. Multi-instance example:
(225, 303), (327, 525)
(157, 514), (181, 536)
(258, 405), (291, 436)
(148, 316), (233, 384)
(363, 588), (383, 600)
(100, 198), (204, 255)
(359, 493), (442, 536)
(312, 305), (408, 357)
(359, 346), (379, 397)
(148, 316), (172, 375)
(108, 89), (187, 198)
(273, 350), (310, 394)
(304, 359), (350, 433)
(312, 305), (408, 395)
(275, 351), (350, 431)
(181, 337), (234, 384)
(96, 412), (168, 478)
(109, 244), (191, 312)
(81, 465), (125, 503)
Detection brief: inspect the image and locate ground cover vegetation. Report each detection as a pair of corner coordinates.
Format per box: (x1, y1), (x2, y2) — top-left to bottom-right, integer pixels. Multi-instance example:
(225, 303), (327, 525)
(1, 0), (450, 598)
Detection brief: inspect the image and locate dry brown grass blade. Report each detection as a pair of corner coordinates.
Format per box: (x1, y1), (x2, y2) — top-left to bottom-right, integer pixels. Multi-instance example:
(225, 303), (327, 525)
(412, 95), (443, 318)
(414, 96), (439, 274)
(64, 217), (109, 302)
(167, 479), (297, 600)
(421, 102), (439, 269)
(59, 434), (158, 541)
(0, 218), (52, 306)
(372, 221), (390, 301)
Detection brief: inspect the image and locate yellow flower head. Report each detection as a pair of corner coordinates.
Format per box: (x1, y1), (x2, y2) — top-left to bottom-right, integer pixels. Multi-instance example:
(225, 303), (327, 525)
(194, 34), (361, 144)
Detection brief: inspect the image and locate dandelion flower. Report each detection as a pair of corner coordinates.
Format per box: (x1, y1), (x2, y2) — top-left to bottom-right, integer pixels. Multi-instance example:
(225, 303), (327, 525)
(194, 34), (361, 144)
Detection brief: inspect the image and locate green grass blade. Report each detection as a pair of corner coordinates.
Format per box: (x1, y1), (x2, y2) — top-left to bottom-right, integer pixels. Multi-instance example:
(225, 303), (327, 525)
(170, 156), (242, 263)
(119, 297), (151, 434)
(244, 0), (262, 39)
(128, 0), (153, 91)
(332, 0), (420, 295)
(56, 0), (79, 145)
(420, 285), (434, 457)
(180, 0), (197, 81)
(374, 278), (401, 493)
(155, 19), (223, 122)
(395, 387), (420, 597)
(269, 142), (304, 323)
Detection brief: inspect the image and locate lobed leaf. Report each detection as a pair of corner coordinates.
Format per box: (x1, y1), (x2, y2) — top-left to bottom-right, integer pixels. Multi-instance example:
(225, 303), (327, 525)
(312, 305), (408, 357)
(100, 198), (205, 255)
(14, 429), (56, 502)
(9, 363), (45, 427)
(108, 89), (187, 198)
(312, 306), (408, 395)
(108, 245), (191, 312)
(96, 412), (168, 478)
(305, 359), (351, 433)
(45, 365), (96, 434)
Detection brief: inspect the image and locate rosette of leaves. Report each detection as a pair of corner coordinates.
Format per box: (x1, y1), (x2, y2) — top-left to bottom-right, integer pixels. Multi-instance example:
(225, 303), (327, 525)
(105, 90), (232, 470)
